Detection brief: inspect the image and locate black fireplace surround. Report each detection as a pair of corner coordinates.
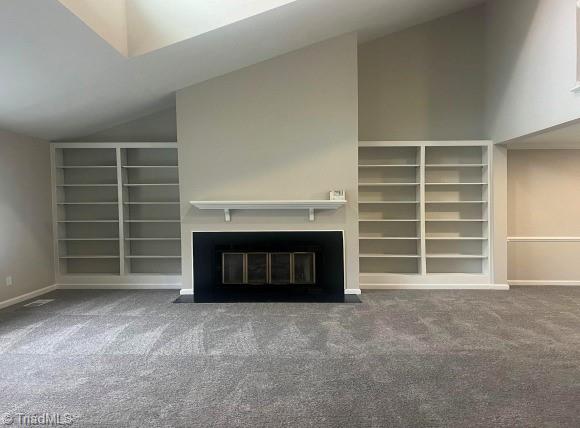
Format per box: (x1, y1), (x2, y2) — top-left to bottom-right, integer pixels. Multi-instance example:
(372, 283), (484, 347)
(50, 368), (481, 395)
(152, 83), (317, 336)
(192, 231), (345, 302)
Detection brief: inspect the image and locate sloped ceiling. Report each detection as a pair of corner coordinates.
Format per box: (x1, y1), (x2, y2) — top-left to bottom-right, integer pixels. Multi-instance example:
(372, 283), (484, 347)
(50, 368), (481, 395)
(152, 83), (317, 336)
(0, 0), (483, 141)
(507, 120), (580, 149)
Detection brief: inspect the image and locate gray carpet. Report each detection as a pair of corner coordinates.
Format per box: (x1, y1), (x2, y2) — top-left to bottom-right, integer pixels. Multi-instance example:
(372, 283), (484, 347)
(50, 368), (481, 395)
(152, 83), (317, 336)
(0, 288), (579, 427)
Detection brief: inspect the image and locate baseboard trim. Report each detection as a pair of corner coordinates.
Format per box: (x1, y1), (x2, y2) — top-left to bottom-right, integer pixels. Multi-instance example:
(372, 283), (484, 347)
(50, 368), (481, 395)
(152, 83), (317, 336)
(361, 284), (509, 290)
(509, 280), (580, 287)
(345, 288), (361, 295)
(180, 289), (194, 295)
(57, 284), (181, 290)
(0, 284), (58, 310)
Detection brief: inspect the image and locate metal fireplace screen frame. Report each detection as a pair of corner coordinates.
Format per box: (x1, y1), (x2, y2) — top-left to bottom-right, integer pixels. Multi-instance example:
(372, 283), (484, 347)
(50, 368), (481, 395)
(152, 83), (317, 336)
(222, 252), (316, 285)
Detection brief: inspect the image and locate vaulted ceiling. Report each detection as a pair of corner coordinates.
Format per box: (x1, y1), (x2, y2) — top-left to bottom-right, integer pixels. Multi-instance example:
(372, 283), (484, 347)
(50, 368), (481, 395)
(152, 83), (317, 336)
(0, 0), (482, 140)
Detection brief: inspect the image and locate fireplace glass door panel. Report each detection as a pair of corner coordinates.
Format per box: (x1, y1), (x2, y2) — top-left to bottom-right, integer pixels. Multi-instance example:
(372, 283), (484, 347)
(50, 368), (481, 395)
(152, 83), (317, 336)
(293, 253), (316, 284)
(247, 253), (268, 284)
(222, 253), (245, 284)
(269, 253), (292, 284)
(221, 252), (315, 285)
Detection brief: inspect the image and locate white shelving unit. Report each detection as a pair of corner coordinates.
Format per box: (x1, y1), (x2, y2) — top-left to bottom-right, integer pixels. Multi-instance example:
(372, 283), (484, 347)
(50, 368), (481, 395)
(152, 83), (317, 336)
(358, 141), (492, 287)
(121, 146), (181, 275)
(51, 143), (181, 285)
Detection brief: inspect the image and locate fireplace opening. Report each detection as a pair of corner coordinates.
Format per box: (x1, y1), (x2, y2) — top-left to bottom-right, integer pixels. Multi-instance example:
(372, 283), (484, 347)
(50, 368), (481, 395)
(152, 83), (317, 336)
(192, 231), (344, 302)
(222, 252), (315, 285)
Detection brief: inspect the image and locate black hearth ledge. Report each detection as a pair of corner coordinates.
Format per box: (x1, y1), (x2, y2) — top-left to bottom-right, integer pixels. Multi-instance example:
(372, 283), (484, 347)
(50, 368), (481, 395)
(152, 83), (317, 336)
(174, 291), (361, 304)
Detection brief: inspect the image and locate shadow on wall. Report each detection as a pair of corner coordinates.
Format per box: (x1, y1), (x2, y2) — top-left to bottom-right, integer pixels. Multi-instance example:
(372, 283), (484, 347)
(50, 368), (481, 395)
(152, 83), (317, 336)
(485, 0), (542, 138)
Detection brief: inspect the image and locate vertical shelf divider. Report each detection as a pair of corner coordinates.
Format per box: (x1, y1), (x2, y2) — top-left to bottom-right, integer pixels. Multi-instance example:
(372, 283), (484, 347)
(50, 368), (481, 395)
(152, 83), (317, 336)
(484, 146), (491, 274)
(50, 145), (60, 278)
(116, 147), (126, 276)
(419, 146), (427, 276)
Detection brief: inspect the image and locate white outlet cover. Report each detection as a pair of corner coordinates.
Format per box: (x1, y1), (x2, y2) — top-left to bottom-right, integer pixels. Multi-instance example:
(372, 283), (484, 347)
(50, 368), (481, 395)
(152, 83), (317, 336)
(5, 276), (13, 286)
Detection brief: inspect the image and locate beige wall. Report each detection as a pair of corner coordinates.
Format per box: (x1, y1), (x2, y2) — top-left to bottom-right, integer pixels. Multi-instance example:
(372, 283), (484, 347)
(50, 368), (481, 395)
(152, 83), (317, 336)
(486, 0), (580, 143)
(177, 34), (359, 292)
(0, 130), (54, 303)
(358, 6), (485, 141)
(508, 149), (580, 283)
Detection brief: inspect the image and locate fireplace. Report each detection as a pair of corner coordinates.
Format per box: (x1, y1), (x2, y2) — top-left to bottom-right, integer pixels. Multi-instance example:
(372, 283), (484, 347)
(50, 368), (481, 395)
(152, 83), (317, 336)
(222, 252), (316, 285)
(192, 231), (344, 302)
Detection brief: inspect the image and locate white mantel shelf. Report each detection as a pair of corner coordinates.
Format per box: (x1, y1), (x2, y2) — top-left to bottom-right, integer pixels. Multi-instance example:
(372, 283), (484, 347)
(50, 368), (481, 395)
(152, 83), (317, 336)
(190, 200), (347, 222)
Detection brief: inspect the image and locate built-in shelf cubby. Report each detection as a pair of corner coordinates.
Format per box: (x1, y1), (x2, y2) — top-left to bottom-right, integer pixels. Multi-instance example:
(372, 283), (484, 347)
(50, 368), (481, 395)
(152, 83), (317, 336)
(358, 145), (422, 274)
(359, 141), (492, 287)
(52, 143), (181, 279)
(120, 147), (181, 275)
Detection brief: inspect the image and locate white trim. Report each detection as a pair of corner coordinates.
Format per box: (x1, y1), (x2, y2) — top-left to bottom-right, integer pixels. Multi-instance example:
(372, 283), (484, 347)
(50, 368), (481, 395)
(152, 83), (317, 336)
(0, 285), (58, 310)
(57, 283), (180, 290)
(115, 147), (126, 276)
(345, 288), (361, 295)
(571, 82), (580, 93)
(419, 146), (427, 275)
(507, 237), (580, 242)
(359, 140), (492, 147)
(50, 145), (60, 279)
(180, 289), (194, 295)
(509, 280), (580, 286)
(488, 145), (496, 285)
(361, 283), (509, 290)
(51, 142), (177, 149)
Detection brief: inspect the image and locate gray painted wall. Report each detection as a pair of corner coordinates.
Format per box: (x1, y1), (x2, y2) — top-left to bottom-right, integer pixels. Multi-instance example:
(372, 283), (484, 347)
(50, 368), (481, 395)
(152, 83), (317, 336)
(177, 34), (359, 292)
(68, 107), (177, 142)
(358, 6), (486, 141)
(0, 130), (54, 303)
(486, 0), (580, 143)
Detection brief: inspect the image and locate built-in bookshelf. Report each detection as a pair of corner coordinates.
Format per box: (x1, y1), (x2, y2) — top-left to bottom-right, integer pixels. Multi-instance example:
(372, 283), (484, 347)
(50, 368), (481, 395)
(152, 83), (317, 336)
(359, 146), (422, 275)
(121, 147), (181, 275)
(52, 143), (181, 281)
(358, 141), (491, 287)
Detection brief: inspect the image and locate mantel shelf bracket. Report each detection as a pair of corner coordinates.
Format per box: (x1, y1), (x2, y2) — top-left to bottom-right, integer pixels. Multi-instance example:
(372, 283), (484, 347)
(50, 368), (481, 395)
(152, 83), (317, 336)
(190, 200), (346, 223)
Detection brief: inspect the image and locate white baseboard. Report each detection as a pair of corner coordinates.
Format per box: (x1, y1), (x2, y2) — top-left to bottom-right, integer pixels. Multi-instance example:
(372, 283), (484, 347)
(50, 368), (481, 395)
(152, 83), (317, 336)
(0, 284), (58, 310)
(345, 288), (361, 295)
(361, 283), (509, 290)
(57, 284), (181, 290)
(509, 280), (580, 287)
(180, 289), (194, 295)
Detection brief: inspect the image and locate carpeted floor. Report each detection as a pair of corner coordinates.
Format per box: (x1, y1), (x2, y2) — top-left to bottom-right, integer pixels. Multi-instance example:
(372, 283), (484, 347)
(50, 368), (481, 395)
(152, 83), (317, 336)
(0, 287), (579, 427)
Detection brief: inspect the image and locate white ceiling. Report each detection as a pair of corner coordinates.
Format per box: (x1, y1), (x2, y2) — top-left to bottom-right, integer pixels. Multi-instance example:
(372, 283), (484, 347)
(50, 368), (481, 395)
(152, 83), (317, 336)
(507, 120), (580, 149)
(507, 123), (580, 150)
(0, 0), (483, 141)
(126, 0), (301, 56)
